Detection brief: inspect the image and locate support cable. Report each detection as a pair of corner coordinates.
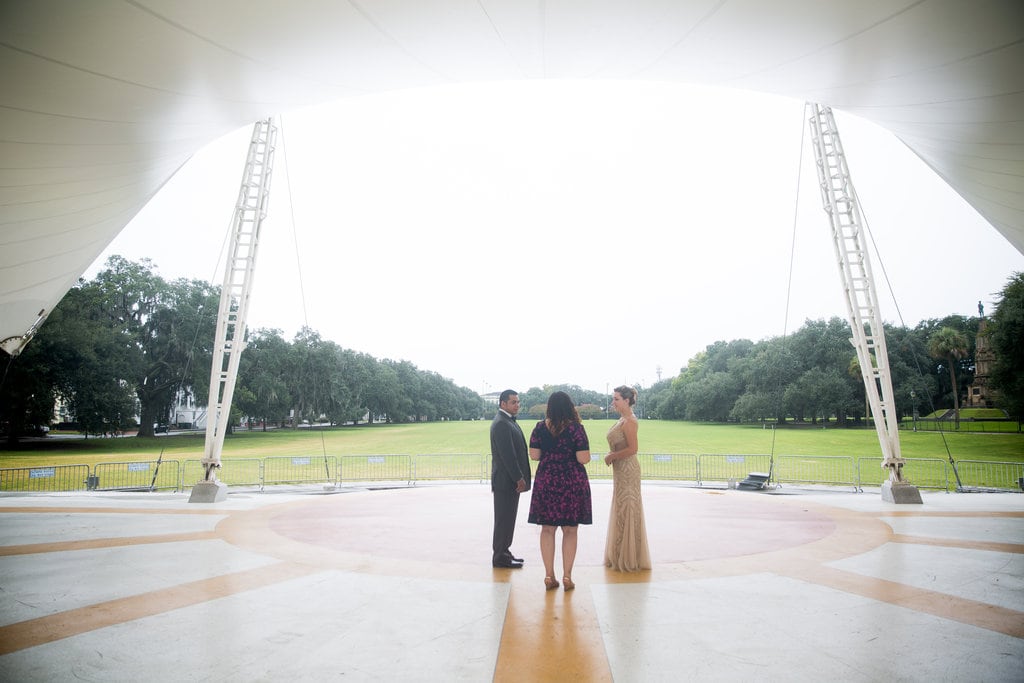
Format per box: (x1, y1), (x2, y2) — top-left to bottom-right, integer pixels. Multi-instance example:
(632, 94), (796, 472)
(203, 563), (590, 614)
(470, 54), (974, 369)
(169, 162), (240, 438)
(851, 183), (961, 488)
(768, 102), (812, 481)
(783, 102), (811, 342)
(276, 118), (330, 471)
(173, 219), (234, 438)
(278, 117), (312, 331)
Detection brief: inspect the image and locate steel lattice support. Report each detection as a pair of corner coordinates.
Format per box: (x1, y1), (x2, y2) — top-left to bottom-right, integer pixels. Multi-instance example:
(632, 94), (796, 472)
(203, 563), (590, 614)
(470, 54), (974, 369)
(191, 118), (276, 502)
(807, 104), (919, 502)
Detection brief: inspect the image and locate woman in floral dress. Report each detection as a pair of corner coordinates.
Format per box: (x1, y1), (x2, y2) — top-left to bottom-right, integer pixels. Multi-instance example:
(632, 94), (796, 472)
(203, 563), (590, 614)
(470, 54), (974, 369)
(527, 391), (592, 591)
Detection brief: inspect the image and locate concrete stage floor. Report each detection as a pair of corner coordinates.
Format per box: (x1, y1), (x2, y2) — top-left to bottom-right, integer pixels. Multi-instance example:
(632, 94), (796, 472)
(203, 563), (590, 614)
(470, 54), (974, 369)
(1, 483), (1021, 681)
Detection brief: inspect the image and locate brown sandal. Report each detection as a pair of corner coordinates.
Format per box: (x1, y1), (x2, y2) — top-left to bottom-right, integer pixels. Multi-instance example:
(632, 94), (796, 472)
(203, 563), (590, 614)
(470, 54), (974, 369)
(544, 576), (559, 591)
(562, 576), (575, 591)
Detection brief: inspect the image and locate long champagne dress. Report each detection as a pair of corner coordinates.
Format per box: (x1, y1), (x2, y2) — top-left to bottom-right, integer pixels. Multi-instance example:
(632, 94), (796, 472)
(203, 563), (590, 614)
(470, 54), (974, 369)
(604, 420), (651, 571)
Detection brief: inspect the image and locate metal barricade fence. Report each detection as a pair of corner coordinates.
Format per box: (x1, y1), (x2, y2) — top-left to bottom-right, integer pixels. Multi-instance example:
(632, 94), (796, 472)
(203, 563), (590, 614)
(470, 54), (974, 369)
(92, 460), (181, 491)
(585, 454), (704, 481)
(904, 420), (1020, 434)
(263, 455), (335, 487)
(339, 454), (413, 484)
(698, 454), (772, 486)
(955, 460), (1024, 491)
(582, 453), (698, 482)
(775, 455), (857, 491)
(182, 458), (264, 490)
(583, 456), (612, 480)
(0, 464), (91, 492)
(640, 453), (699, 482)
(855, 457), (951, 491)
(2, 453), (1021, 494)
(413, 454), (488, 482)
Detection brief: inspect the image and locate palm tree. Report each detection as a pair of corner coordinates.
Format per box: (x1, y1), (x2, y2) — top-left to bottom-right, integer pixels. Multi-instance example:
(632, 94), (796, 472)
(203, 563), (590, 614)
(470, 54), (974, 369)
(927, 327), (969, 429)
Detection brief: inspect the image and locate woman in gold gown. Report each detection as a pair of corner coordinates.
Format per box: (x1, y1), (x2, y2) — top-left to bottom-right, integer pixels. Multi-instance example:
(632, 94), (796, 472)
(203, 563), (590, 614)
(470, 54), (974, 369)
(603, 385), (651, 571)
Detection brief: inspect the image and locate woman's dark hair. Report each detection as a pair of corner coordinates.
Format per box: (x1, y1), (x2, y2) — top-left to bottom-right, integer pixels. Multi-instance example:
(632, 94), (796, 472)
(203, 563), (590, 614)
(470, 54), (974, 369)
(615, 385), (638, 406)
(545, 391), (580, 436)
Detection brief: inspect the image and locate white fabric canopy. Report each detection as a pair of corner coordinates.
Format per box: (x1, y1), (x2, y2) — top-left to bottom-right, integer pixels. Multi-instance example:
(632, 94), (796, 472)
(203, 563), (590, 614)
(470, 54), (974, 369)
(2, 0), (1022, 353)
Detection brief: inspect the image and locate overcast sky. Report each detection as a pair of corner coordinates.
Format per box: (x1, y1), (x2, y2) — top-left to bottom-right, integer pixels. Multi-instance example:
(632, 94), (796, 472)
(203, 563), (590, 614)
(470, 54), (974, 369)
(87, 80), (1024, 396)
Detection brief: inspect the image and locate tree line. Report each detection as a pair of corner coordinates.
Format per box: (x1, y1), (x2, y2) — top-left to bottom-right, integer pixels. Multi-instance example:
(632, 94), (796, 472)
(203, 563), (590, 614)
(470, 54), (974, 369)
(3, 258), (1021, 443)
(641, 272), (1024, 424)
(234, 327), (484, 429)
(0, 257), (485, 443)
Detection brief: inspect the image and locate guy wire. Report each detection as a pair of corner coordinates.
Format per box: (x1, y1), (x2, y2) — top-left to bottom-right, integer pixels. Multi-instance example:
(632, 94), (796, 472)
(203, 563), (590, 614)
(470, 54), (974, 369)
(850, 181), (959, 483)
(276, 117), (331, 467)
(770, 102), (811, 470)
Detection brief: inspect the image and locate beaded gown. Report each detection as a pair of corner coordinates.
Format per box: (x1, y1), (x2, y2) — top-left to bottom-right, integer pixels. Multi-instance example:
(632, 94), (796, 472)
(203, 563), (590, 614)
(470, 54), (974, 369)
(604, 420), (651, 571)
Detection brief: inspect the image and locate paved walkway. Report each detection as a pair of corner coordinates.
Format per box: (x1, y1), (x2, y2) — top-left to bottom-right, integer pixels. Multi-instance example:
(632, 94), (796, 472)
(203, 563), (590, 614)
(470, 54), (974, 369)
(0, 483), (1021, 681)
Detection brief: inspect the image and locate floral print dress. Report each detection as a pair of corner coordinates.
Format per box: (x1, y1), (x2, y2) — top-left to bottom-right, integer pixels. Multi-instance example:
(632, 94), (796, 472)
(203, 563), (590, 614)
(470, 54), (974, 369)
(527, 421), (592, 527)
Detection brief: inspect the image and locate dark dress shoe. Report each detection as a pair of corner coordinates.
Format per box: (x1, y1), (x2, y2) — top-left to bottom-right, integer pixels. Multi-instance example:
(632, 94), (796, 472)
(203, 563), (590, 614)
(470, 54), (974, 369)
(511, 555), (524, 563)
(493, 560), (524, 569)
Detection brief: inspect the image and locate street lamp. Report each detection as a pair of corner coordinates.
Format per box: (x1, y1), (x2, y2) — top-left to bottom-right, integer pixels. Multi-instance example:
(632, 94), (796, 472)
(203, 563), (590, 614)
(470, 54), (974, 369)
(910, 390), (918, 432)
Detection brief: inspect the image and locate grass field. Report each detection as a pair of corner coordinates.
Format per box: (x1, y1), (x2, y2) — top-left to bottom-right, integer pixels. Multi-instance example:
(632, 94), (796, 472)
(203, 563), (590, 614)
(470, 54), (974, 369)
(1, 419), (1021, 470)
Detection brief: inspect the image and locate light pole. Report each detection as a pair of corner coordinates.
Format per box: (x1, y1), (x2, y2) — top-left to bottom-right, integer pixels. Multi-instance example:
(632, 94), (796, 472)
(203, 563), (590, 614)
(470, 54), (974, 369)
(911, 390), (918, 432)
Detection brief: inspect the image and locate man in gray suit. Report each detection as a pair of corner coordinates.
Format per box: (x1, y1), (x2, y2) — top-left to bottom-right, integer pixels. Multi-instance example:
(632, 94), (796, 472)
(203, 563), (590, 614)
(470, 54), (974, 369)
(490, 389), (531, 568)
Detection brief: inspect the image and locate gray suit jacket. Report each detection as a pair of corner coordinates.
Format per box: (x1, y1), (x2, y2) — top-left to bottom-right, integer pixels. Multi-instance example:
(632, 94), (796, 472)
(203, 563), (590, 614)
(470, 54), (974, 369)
(490, 410), (531, 492)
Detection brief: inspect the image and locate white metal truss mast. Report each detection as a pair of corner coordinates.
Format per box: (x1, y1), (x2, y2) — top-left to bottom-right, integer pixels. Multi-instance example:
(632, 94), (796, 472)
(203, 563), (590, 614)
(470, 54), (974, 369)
(199, 118), (277, 483)
(807, 104), (907, 484)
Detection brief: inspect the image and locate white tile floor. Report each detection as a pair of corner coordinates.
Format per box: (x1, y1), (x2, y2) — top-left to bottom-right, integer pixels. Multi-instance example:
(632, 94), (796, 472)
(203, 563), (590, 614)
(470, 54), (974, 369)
(0, 485), (1021, 681)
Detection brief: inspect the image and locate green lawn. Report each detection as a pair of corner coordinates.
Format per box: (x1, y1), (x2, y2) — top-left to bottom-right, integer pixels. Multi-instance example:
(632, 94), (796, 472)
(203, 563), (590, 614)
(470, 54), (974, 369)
(2, 419), (1021, 470)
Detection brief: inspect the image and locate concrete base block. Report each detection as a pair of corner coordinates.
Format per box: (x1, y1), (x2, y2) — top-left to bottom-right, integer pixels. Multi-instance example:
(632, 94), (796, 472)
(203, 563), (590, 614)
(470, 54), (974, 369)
(188, 480), (228, 504)
(737, 472), (770, 490)
(881, 480), (923, 504)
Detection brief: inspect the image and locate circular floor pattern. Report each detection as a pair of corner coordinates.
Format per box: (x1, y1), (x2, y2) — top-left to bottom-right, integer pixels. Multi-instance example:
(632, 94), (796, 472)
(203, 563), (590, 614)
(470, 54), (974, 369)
(217, 485), (850, 580)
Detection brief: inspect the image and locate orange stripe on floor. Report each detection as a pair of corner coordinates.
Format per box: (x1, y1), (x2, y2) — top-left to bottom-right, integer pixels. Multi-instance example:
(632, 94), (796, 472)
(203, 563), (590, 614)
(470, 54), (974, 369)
(891, 533), (1024, 555)
(0, 531), (220, 556)
(494, 573), (613, 682)
(871, 511), (1024, 519)
(784, 564), (1024, 639)
(0, 561), (318, 655)
(0, 506), (225, 516)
